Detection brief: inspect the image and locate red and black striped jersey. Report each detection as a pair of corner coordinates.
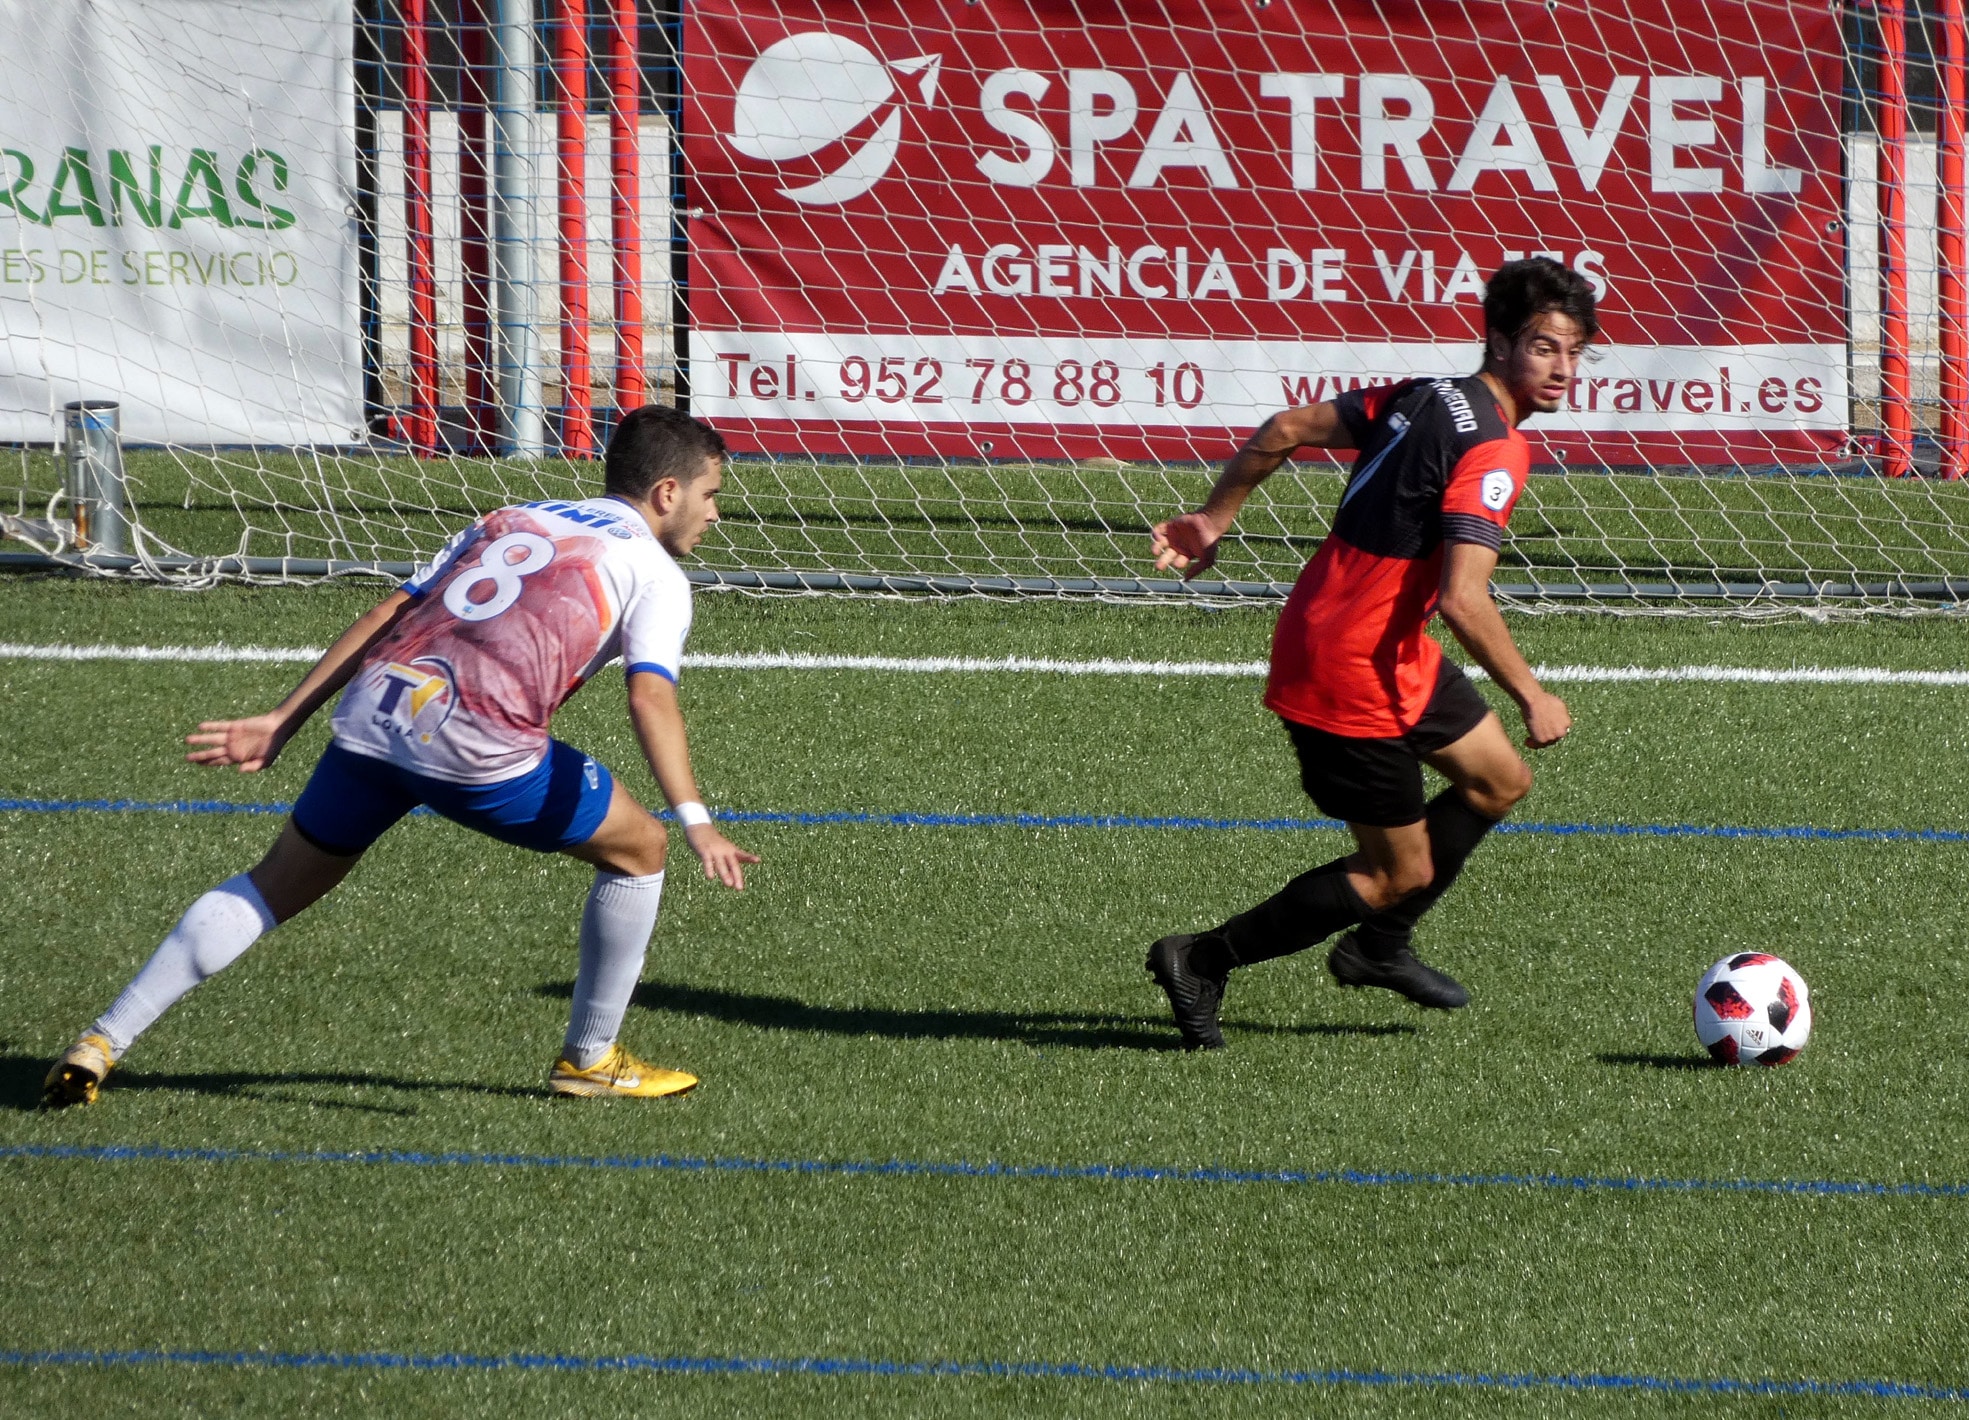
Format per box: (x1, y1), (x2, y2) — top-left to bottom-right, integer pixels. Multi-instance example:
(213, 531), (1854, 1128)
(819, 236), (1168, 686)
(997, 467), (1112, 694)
(1264, 376), (1530, 739)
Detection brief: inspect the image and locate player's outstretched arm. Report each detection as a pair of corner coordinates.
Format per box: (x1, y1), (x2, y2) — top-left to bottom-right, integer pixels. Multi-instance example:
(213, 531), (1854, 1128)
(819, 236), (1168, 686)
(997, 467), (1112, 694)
(625, 671), (760, 889)
(1151, 403), (1354, 578)
(1435, 542), (1571, 748)
(184, 589), (416, 772)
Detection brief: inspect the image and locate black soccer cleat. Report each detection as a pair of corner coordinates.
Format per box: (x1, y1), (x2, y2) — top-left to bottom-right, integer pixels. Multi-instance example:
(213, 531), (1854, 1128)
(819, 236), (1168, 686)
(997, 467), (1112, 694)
(1146, 933), (1228, 1050)
(1327, 932), (1470, 1010)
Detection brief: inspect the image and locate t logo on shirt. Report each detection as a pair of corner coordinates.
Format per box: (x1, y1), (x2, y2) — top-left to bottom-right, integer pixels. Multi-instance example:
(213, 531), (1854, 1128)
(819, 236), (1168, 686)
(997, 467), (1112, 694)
(371, 657), (457, 744)
(1480, 470), (1515, 512)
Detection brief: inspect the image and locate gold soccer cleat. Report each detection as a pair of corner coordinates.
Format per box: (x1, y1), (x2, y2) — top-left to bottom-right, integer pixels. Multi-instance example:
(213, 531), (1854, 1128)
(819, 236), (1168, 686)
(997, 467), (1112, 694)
(548, 1043), (697, 1099)
(42, 1032), (118, 1108)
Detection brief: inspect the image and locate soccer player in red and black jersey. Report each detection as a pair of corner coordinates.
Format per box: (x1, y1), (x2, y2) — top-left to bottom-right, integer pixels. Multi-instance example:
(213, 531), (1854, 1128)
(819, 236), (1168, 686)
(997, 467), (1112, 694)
(1143, 258), (1593, 1050)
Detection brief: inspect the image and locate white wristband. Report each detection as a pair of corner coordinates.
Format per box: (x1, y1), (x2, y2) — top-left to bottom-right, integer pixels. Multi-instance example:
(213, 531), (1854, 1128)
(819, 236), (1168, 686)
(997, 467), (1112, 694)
(674, 801), (712, 828)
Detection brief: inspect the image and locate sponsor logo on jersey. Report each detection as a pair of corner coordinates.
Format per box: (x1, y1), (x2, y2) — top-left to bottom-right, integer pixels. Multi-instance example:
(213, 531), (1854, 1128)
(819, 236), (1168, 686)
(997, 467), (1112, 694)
(1480, 469), (1515, 511)
(369, 656), (457, 744)
(525, 499), (632, 531)
(1430, 378), (1479, 434)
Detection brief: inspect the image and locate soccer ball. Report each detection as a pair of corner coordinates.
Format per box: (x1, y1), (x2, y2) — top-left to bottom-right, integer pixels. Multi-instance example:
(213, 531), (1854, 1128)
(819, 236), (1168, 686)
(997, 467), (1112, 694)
(1693, 953), (1812, 1066)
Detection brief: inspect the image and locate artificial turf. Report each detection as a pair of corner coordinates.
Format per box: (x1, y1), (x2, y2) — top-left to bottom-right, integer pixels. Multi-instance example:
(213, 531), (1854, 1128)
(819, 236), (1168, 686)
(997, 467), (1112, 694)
(3, 576), (1969, 1415)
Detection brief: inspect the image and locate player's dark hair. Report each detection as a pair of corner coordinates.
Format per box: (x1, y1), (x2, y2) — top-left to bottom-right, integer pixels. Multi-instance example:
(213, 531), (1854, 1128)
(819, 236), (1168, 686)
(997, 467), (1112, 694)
(603, 404), (727, 499)
(1482, 258), (1599, 351)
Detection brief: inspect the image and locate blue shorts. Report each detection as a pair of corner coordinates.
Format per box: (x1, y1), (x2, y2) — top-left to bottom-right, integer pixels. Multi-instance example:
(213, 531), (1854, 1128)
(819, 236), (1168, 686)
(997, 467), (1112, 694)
(292, 739), (616, 857)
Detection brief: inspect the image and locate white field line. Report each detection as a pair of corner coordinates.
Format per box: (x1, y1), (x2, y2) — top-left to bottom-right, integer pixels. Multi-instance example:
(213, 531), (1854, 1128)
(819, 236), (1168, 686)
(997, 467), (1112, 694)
(0, 642), (325, 663)
(2, 643), (1967, 686)
(687, 651), (1268, 676)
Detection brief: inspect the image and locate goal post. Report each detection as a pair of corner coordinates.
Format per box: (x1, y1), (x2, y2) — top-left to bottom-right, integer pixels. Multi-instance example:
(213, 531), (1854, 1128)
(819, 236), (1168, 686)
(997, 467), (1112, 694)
(5, 0), (1969, 610)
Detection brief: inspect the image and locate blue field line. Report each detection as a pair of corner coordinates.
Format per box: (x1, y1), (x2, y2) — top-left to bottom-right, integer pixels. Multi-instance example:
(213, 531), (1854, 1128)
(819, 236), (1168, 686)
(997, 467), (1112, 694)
(1, 1344), (1964, 1400)
(4, 1142), (1965, 1201)
(4, 796), (1969, 845)
(1, 796), (301, 817)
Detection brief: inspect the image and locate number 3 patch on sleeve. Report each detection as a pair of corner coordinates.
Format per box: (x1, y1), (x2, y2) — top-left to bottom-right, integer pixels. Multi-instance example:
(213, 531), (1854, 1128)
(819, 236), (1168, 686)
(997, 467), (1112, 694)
(1480, 469), (1516, 512)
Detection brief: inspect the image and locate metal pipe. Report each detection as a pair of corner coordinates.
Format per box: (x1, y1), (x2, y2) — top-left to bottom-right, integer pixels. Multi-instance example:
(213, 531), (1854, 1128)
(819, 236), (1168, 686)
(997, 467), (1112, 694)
(1880, 0), (1914, 477)
(459, 0), (496, 454)
(355, 0), (386, 431)
(609, 0), (644, 416)
(665, 0), (688, 408)
(403, 0), (439, 454)
(62, 401), (128, 556)
(556, 0), (593, 457)
(1941, 0), (1968, 477)
(493, 0), (545, 456)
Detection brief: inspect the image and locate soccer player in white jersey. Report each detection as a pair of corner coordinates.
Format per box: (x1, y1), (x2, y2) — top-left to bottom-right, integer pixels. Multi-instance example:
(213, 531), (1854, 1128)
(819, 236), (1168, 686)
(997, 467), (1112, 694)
(43, 405), (757, 1105)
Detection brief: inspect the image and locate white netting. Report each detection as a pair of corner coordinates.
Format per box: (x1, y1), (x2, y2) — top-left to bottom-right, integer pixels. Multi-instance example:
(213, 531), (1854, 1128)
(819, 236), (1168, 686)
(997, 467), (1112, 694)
(3, 0), (1969, 610)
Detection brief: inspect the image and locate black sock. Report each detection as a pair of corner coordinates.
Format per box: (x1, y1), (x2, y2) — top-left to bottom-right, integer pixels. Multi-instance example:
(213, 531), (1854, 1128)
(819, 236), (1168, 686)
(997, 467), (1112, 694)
(1191, 858), (1372, 975)
(1352, 789), (1501, 961)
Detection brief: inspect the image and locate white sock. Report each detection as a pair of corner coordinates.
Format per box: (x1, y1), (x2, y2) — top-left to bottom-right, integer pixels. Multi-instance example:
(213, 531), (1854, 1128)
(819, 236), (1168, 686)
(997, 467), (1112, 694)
(563, 869), (663, 1069)
(92, 873), (278, 1057)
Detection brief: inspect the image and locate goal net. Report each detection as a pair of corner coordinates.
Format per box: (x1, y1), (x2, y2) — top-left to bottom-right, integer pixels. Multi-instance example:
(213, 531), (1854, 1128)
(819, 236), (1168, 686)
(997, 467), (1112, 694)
(4, 0), (1969, 610)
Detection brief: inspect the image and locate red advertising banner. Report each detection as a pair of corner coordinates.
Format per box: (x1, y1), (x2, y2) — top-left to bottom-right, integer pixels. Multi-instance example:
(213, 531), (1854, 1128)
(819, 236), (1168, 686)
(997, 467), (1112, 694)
(685, 1), (1845, 465)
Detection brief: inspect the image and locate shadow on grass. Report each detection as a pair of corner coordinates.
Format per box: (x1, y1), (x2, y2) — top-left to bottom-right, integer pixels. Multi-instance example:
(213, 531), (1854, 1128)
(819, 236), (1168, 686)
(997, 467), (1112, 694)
(1596, 1051), (1721, 1072)
(0, 1049), (41, 1111)
(536, 980), (1418, 1053)
(0, 1051), (543, 1114)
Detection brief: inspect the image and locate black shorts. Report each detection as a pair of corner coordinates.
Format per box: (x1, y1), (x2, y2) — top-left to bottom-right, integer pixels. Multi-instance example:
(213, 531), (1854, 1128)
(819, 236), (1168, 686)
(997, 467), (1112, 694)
(1282, 661), (1492, 827)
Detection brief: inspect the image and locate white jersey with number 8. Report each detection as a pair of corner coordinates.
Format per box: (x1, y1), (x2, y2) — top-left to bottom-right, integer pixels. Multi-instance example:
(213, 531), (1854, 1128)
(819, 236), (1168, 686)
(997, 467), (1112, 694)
(330, 498), (692, 785)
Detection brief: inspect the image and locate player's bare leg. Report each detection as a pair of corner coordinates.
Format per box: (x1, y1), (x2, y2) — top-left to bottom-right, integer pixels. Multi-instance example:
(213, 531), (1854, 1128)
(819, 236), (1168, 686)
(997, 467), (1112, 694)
(550, 782), (696, 1098)
(564, 780), (669, 878)
(43, 823), (358, 1107)
(1330, 712), (1532, 1007)
(1423, 711), (1534, 819)
(1336, 819), (1435, 910)
(248, 820), (367, 921)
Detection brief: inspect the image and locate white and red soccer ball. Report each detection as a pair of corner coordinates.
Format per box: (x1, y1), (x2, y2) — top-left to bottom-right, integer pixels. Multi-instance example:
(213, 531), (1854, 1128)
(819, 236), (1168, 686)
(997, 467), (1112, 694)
(1693, 954), (1812, 1066)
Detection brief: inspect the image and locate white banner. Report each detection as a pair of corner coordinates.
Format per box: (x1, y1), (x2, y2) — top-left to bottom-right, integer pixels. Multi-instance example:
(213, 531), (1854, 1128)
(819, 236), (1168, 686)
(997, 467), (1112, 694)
(693, 334), (1848, 434)
(0, 0), (358, 444)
